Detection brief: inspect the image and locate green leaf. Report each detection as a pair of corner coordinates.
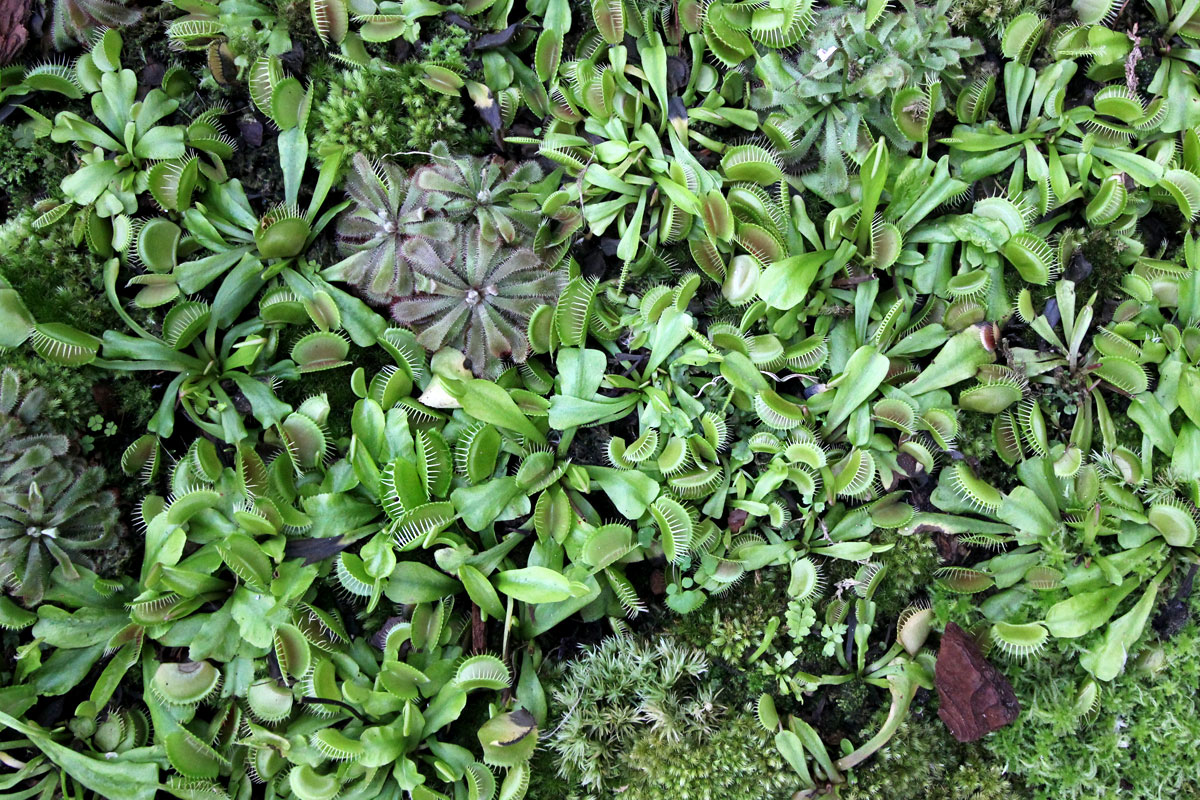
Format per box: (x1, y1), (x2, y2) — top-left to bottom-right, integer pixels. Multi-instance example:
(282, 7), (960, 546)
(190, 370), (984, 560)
(903, 325), (995, 395)
(459, 564), (505, 619)
(449, 378), (547, 445)
(451, 477), (527, 532)
(548, 394), (639, 430)
(385, 562), (462, 603)
(132, 125), (186, 160)
(645, 307), (692, 374)
(996, 486), (1058, 543)
(775, 730), (814, 787)
(0, 287), (34, 347)
(824, 345), (890, 433)
(1044, 576), (1140, 639)
(1080, 572), (1164, 681)
(720, 350), (769, 394)
(756, 251), (830, 310)
(495, 566), (578, 604)
(584, 466), (660, 518)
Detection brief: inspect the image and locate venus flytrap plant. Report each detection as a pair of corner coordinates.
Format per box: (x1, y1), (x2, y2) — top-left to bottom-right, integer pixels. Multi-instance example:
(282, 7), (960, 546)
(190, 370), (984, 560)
(505, 5), (770, 270)
(750, 0), (979, 195)
(40, 31), (235, 255)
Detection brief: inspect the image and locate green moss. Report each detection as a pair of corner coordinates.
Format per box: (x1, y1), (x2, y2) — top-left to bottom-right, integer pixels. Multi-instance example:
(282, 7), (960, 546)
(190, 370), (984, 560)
(535, 633), (803, 800)
(311, 29), (490, 162)
(0, 212), (155, 479)
(957, 410), (1002, 478)
(946, 0), (1041, 39)
(526, 749), (572, 800)
(0, 128), (68, 211)
(540, 635), (722, 796)
(1077, 227), (1134, 304)
(871, 532), (940, 621)
(0, 212), (122, 334)
(274, 344), (393, 438)
(984, 593), (1200, 800)
(671, 568), (796, 704)
(0, 351), (152, 439)
(842, 706), (1022, 800)
(619, 709), (803, 800)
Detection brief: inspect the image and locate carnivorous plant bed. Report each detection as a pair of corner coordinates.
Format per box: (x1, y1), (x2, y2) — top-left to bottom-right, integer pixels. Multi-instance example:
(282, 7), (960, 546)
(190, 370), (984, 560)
(3, 0), (1200, 797)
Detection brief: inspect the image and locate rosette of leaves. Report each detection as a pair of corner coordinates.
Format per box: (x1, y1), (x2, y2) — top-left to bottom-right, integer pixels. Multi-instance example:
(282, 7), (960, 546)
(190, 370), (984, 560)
(941, 19), (1172, 204)
(166, 0), (294, 64)
(127, 436), (321, 658)
(416, 141), (546, 244)
(328, 151), (456, 303)
(736, 141), (970, 316)
(237, 617), (537, 799)
(507, 3), (770, 268)
(0, 369), (118, 605)
(393, 225), (563, 375)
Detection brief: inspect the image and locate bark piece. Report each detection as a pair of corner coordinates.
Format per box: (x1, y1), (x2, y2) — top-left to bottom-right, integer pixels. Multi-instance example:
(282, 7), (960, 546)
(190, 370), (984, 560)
(0, 0), (30, 65)
(935, 622), (1020, 742)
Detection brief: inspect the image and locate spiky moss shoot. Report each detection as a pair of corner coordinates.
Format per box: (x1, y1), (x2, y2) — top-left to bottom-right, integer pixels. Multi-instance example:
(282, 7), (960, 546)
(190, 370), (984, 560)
(0, 212), (135, 335)
(540, 636), (716, 795)
(1078, 227), (1134, 303)
(0, 127), (69, 213)
(955, 409), (1011, 487)
(670, 567), (795, 706)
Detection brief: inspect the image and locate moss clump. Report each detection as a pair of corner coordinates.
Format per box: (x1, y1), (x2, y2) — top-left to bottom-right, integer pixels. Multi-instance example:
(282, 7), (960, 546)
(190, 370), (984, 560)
(869, 532), (940, 622)
(671, 568), (794, 703)
(842, 705), (1021, 800)
(1077, 227), (1134, 302)
(274, 344), (392, 438)
(946, 0), (1041, 39)
(982, 593), (1200, 800)
(0, 213), (122, 334)
(311, 29), (489, 161)
(0, 213), (155, 476)
(0, 351), (152, 444)
(534, 633), (802, 800)
(619, 709), (803, 800)
(956, 409), (1004, 479)
(0, 128), (68, 212)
